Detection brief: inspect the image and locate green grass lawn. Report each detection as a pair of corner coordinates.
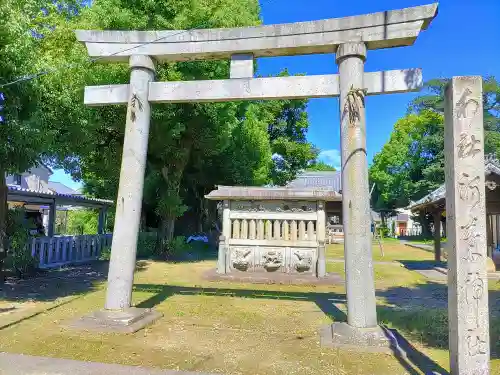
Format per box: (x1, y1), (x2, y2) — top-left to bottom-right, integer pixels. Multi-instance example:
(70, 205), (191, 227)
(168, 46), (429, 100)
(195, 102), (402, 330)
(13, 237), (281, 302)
(1, 241), (499, 374)
(326, 261), (425, 288)
(326, 240), (436, 262)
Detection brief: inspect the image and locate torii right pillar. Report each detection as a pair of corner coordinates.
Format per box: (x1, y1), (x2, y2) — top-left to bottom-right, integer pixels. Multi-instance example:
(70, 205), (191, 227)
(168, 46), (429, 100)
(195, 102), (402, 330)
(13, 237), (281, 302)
(321, 42), (391, 350)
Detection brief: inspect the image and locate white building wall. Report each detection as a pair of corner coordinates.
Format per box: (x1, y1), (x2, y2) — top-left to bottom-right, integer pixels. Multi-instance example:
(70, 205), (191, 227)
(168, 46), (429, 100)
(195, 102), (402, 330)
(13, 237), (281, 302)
(6, 165), (52, 192)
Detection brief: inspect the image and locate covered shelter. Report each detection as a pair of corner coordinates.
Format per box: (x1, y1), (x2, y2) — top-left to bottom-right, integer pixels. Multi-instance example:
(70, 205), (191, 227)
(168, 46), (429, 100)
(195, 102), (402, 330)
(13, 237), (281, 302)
(7, 185), (113, 236)
(409, 154), (500, 265)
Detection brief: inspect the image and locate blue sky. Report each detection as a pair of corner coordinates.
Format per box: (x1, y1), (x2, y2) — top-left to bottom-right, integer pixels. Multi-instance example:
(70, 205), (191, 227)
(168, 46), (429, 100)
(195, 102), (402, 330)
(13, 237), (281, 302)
(50, 0), (500, 190)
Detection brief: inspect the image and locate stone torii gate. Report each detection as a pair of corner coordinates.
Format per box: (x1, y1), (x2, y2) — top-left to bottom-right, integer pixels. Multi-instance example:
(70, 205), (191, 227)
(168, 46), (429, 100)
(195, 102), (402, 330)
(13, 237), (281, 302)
(74, 4), (437, 349)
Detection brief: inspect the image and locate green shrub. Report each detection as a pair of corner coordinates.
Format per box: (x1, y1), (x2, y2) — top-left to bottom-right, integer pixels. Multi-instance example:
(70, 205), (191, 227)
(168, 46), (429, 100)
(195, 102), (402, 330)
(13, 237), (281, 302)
(376, 224), (390, 238)
(99, 232), (159, 260)
(5, 209), (36, 276)
(165, 236), (191, 258)
(99, 245), (111, 261)
(137, 232), (159, 258)
(62, 209), (99, 235)
(99, 233), (205, 261)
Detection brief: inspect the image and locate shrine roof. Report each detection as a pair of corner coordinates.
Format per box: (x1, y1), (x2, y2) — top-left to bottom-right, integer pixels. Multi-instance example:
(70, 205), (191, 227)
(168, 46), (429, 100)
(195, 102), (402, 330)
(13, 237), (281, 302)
(205, 185), (341, 201)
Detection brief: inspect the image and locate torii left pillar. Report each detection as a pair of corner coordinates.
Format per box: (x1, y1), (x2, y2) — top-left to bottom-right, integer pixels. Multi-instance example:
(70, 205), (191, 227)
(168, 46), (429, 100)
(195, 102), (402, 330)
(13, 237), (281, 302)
(72, 55), (162, 333)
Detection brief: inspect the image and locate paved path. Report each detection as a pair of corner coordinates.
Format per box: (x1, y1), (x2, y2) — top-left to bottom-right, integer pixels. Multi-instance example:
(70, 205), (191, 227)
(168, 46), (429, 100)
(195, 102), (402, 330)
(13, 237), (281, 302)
(401, 241), (446, 252)
(0, 353), (214, 375)
(327, 258), (400, 266)
(412, 269), (447, 281)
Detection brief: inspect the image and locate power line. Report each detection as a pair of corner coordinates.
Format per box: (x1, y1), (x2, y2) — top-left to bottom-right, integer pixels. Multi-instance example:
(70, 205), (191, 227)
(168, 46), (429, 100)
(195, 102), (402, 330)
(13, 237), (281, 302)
(0, 27), (202, 89)
(0, 0), (277, 89)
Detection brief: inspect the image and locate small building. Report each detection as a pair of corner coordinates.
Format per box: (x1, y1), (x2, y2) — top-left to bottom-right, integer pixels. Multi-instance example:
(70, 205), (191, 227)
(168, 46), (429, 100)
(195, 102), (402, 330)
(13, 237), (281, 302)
(6, 164), (112, 236)
(287, 171), (343, 240)
(386, 208), (421, 237)
(409, 154), (500, 266)
(205, 185), (340, 277)
(286, 171), (381, 241)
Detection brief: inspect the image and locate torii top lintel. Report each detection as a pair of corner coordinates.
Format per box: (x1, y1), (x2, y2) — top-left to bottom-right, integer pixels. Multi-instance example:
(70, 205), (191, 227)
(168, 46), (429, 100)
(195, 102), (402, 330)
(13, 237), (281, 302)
(75, 3), (438, 63)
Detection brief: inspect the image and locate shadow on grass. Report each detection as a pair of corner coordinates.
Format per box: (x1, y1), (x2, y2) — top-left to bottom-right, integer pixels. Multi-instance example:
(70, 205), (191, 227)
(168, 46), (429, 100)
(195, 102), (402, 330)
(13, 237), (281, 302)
(383, 326), (449, 375)
(399, 260), (447, 271)
(165, 249), (218, 264)
(0, 260), (149, 303)
(149, 242), (218, 264)
(135, 283), (348, 321)
(379, 281), (500, 360)
(134, 283), (448, 373)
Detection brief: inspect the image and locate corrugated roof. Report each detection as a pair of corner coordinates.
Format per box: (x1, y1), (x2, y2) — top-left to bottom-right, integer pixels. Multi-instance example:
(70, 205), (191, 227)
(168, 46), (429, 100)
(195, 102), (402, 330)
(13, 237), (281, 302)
(48, 181), (82, 196)
(8, 185), (113, 206)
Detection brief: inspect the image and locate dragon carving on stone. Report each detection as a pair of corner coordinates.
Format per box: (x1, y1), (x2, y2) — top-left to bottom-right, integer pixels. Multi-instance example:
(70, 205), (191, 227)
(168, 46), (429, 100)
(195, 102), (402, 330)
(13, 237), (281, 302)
(232, 249), (252, 271)
(294, 251), (312, 272)
(262, 251), (282, 272)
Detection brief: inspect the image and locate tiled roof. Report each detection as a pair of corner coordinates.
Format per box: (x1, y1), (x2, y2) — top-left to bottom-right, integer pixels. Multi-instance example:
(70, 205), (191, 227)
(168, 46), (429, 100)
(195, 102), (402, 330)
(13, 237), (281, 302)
(48, 181), (82, 195)
(8, 185), (113, 205)
(287, 171), (342, 192)
(205, 185), (341, 201)
(409, 154), (500, 211)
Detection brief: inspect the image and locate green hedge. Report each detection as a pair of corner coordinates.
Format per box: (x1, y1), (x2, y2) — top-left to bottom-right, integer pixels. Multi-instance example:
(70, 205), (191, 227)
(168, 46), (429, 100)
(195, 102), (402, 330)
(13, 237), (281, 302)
(99, 233), (207, 261)
(5, 209), (37, 277)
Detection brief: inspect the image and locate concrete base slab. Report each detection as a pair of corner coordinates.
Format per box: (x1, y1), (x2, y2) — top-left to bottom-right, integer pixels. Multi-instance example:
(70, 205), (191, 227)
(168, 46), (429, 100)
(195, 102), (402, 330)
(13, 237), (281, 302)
(319, 322), (395, 353)
(203, 268), (344, 285)
(0, 352), (215, 375)
(68, 307), (162, 333)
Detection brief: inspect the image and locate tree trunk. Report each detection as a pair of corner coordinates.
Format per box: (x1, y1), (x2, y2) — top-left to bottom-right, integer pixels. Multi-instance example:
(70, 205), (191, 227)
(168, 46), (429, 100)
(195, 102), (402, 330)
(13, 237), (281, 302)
(419, 211), (432, 238)
(158, 139), (193, 246)
(433, 210), (442, 262)
(0, 169), (7, 284)
(160, 216), (176, 248)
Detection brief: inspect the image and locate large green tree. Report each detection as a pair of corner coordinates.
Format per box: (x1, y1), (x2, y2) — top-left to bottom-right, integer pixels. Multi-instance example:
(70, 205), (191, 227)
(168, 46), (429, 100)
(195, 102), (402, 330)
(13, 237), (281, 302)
(370, 77), (500, 218)
(306, 161), (336, 172)
(33, 0), (317, 243)
(0, 0), (78, 280)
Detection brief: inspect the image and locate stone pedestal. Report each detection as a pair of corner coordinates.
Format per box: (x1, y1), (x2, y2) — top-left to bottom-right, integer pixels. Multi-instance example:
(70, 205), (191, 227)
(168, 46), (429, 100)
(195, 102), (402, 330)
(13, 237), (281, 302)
(319, 323), (393, 353)
(70, 308), (163, 333)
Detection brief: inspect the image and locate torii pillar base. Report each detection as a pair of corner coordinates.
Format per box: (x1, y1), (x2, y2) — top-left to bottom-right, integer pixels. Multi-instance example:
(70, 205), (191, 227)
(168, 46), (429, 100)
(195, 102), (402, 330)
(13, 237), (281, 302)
(69, 307), (163, 334)
(319, 322), (394, 353)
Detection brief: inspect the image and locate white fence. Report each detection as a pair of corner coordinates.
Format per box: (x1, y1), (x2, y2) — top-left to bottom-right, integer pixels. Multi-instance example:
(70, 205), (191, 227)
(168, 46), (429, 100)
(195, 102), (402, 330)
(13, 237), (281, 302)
(30, 234), (113, 269)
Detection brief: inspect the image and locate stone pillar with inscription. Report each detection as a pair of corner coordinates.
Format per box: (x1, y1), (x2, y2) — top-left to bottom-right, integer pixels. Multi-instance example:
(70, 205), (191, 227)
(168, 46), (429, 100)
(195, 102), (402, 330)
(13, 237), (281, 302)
(445, 76), (490, 375)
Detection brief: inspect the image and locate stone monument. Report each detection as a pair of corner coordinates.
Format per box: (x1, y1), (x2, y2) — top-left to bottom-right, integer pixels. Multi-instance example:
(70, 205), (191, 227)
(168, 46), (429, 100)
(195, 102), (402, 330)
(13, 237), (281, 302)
(205, 185), (339, 278)
(74, 3), (437, 344)
(444, 76), (490, 374)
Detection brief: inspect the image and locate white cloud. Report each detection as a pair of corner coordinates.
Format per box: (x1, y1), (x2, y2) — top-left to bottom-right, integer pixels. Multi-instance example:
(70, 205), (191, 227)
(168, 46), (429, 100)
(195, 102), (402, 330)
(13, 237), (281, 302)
(318, 149), (341, 170)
